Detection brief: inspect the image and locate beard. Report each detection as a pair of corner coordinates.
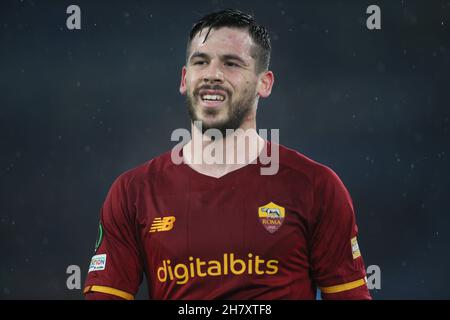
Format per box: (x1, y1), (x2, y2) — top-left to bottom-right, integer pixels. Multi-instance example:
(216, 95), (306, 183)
(186, 84), (257, 138)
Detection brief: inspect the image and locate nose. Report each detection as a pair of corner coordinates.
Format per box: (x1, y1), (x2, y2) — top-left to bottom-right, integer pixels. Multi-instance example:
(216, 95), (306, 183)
(203, 61), (224, 84)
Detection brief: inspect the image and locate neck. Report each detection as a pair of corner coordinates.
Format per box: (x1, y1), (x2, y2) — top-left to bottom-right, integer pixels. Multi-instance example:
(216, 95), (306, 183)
(183, 118), (265, 178)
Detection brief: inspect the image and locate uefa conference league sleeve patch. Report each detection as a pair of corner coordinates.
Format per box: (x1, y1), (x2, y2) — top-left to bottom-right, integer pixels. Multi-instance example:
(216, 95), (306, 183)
(88, 222), (106, 273)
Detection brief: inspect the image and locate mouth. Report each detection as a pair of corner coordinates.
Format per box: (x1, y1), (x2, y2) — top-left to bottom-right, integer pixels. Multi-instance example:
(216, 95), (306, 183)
(198, 90), (227, 107)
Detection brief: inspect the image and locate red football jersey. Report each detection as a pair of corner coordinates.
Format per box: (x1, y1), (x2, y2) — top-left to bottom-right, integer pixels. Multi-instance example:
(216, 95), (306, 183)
(84, 142), (371, 300)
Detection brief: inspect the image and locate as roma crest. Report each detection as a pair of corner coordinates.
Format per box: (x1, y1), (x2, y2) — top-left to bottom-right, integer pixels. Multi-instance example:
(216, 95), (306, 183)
(258, 202), (285, 234)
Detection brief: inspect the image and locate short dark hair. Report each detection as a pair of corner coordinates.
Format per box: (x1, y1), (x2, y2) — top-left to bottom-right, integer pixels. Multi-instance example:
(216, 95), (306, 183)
(187, 9), (271, 74)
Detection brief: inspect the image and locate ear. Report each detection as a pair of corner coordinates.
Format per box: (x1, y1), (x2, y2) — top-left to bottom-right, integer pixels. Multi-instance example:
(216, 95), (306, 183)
(257, 71), (274, 98)
(179, 66), (187, 95)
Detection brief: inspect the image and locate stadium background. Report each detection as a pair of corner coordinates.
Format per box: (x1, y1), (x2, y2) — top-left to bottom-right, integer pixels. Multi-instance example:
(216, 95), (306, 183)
(1, 0), (449, 299)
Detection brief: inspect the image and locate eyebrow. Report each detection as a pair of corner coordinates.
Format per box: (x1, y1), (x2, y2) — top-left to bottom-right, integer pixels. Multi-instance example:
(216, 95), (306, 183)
(189, 52), (209, 61)
(222, 54), (248, 66)
(189, 52), (249, 66)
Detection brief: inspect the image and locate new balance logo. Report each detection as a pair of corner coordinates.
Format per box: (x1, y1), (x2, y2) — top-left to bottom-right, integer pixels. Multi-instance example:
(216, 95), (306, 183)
(150, 216), (176, 233)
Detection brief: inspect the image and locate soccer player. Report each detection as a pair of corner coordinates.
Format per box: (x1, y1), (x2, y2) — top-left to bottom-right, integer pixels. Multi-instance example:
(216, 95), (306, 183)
(83, 9), (371, 300)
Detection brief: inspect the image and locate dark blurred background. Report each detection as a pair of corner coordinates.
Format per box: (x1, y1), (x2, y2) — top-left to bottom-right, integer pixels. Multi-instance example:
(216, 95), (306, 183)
(1, 0), (449, 299)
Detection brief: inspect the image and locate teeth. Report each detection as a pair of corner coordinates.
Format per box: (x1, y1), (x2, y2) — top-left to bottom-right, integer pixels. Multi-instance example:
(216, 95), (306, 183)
(201, 94), (225, 101)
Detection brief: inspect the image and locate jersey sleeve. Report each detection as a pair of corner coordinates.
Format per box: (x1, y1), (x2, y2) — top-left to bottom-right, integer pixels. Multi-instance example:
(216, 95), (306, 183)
(83, 173), (143, 300)
(309, 166), (371, 300)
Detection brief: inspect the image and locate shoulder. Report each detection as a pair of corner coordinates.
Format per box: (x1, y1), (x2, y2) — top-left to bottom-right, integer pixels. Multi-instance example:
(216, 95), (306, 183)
(109, 151), (176, 191)
(275, 144), (355, 224)
(275, 143), (343, 188)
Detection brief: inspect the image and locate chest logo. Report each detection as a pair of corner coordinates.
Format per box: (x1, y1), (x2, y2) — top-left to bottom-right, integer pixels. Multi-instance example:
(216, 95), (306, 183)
(150, 216), (176, 233)
(258, 202), (285, 234)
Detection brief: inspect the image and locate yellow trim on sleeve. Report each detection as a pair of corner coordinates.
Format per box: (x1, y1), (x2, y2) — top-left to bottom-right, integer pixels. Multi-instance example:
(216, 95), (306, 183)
(319, 278), (367, 294)
(84, 285), (134, 300)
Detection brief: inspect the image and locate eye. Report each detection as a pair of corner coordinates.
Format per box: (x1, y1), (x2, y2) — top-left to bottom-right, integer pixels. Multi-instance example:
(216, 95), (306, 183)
(193, 60), (207, 66)
(225, 62), (239, 67)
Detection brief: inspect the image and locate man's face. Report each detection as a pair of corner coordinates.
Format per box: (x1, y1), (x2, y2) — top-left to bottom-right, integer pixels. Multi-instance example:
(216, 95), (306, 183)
(180, 27), (261, 134)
